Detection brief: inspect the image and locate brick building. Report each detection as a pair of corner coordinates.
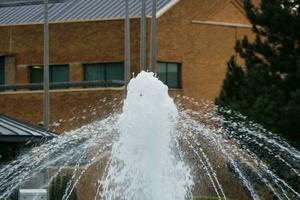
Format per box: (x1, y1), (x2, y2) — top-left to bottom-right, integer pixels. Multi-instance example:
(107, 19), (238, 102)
(0, 0), (258, 127)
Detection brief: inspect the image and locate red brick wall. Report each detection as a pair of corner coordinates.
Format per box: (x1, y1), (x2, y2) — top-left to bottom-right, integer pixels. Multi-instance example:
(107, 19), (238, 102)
(0, 19), (143, 83)
(0, 89), (123, 133)
(0, 0), (256, 112)
(156, 0), (255, 100)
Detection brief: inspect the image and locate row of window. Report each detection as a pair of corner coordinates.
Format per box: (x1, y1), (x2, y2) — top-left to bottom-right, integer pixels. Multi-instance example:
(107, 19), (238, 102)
(0, 60), (181, 89)
(84, 63), (124, 82)
(30, 63), (126, 84)
(30, 65), (70, 83)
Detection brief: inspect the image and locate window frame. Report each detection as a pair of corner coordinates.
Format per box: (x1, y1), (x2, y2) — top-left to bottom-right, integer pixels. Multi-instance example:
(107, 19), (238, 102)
(50, 64), (70, 83)
(29, 64), (70, 84)
(157, 62), (182, 89)
(29, 65), (43, 84)
(83, 62), (124, 82)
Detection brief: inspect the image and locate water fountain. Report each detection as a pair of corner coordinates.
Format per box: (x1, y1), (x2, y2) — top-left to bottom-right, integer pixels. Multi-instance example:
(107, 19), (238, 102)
(0, 71), (299, 200)
(101, 71), (193, 200)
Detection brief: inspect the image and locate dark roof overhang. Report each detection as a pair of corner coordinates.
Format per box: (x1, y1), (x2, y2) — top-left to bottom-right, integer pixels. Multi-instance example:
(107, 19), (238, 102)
(0, 114), (56, 143)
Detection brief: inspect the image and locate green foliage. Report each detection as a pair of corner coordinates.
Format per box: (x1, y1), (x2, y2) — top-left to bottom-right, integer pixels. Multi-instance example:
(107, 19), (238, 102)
(50, 174), (78, 200)
(216, 0), (300, 146)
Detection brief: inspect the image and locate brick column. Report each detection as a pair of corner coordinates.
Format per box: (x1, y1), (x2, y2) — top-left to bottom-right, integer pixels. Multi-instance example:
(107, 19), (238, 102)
(69, 63), (83, 82)
(4, 55), (16, 84)
(16, 65), (29, 84)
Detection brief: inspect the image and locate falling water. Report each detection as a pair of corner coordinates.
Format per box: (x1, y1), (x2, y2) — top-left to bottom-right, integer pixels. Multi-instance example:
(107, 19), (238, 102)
(0, 71), (299, 200)
(101, 71), (194, 200)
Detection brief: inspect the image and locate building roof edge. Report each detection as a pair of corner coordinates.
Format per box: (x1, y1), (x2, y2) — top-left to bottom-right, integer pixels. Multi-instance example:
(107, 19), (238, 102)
(157, 0), (180, 18)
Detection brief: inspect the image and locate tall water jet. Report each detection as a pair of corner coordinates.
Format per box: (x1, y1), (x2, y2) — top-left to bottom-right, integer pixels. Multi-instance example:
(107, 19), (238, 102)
(1, 73), (299, 200)
(101, 71), (193, 200)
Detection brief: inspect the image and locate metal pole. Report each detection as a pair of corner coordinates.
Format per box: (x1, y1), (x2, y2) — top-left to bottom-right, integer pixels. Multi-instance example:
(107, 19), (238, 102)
(124, 0), (130, 97)
(43, 0), (50, 130)
(150, 0), (157, 73)
(140, 0), (146, 72)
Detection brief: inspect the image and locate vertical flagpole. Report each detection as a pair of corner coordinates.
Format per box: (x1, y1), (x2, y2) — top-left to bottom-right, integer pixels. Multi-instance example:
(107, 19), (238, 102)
(151, 0), (157, 72)
(140, 0), (146, 72)
(43, 0), (50, 130)
(124, 0), (130, 97)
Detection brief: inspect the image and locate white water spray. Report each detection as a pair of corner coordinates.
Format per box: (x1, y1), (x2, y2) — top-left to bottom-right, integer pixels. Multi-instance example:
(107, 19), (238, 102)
(1, 73), (299, 200)
(101, 71), (193, 200)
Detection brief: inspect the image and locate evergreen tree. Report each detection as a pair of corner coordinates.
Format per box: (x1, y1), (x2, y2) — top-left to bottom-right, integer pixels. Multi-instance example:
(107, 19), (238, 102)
(216, 0), (300, 146)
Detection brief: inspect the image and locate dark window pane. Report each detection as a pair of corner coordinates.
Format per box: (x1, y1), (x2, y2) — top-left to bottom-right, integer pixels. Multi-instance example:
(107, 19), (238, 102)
(106, 63), (124, 81)
(0, 57), (5, 85)
(30, 66), (43, 83)
(167, 63), (179, 88)
(51, 65), (69, 83)
(85, 64), (105, 81)
(157, 62), (167, 84)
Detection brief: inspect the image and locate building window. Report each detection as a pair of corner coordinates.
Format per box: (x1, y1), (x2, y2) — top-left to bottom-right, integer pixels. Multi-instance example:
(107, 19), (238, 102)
(84, 62), (124, 86)
(84, 64), (105, 81)
(30, 65), (69, 89)
(30, 65), (69, 83)
(157, 62), (181, 89)
(50, 65), (69, 83)
(30, 66), (43, 83)
(0, 56), (5, 85)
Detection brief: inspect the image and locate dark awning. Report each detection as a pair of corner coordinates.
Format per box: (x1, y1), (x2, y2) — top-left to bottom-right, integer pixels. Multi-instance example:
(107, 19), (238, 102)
(0, 114), (56, 143)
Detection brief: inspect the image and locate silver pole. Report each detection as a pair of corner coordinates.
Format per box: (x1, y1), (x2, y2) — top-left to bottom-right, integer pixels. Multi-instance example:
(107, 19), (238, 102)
(140, 0), (146, 72)
(150, 0), (157, 72)
(43, 0), (50, 130)
(124, 0), (130, 97)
